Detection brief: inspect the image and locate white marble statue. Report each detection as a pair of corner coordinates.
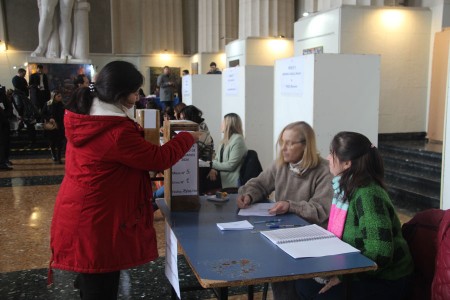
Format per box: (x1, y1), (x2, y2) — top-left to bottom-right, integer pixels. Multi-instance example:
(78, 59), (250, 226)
(31, 0), (75, 59)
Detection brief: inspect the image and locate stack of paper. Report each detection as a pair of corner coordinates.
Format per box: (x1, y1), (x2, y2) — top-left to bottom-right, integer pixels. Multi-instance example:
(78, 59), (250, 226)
(260, 224), (360, 258)
(217, 220), (254, 230)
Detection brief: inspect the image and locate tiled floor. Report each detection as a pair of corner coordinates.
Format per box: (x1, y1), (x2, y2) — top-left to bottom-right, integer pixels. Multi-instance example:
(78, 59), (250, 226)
(0, 156), (416, 299)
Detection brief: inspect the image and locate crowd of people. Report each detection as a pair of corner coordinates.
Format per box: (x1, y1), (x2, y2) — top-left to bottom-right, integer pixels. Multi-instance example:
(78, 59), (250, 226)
(0, 60), (415, 300)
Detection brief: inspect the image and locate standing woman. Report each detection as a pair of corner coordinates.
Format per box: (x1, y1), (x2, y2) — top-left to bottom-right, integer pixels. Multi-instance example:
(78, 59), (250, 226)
(295, 131), (413, 300)
(206, 113), (247, 191)
(42, 90), (65, 163)
(50, 61), (200, 299)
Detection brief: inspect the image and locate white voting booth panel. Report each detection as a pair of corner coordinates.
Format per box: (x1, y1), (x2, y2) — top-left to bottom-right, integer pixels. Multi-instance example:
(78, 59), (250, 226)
(274, 54), (380, 158)
(182, 75), (222, 151)
(222, 66), (274, 170)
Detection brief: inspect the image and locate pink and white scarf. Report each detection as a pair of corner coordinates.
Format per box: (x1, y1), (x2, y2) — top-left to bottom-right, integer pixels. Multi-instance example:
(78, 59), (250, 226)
(327, 176), (349, 239)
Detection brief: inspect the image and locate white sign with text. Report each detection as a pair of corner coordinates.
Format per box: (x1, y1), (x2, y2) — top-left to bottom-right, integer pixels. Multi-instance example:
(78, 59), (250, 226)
(171, 143), (198, 196)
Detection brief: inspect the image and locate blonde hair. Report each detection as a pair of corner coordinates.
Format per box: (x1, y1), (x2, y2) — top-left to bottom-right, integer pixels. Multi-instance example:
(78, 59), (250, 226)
(222, 113), (243, 145)
(276, 121), (321, 169)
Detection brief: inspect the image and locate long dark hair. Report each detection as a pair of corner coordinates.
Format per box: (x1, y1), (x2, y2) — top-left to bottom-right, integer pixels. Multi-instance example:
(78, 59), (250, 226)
(181, 105), (204, 124)
(330, 131), (385, 199)
(66, 61), (144, 115)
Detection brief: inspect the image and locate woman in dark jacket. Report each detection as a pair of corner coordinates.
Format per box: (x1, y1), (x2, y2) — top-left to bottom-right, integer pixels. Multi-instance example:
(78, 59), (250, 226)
(42, 90), (65, 163)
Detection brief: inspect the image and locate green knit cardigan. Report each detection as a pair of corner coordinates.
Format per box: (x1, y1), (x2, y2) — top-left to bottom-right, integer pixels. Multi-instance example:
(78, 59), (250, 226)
(342, 182), (413, 280)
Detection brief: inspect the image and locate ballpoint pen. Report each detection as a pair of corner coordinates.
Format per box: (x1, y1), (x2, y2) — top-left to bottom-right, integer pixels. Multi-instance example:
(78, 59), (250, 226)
(253, 219), (282, 224)
(268, 224), (303, 229)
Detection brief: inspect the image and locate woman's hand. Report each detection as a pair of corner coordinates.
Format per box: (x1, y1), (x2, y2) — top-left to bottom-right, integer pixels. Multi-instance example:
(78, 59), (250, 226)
(268, 200), (290, 215)
(237, 194), (252, 209)
(189, 131), (203, 141)
(207, 169), (218, 181)
(318, 276), (341, 294)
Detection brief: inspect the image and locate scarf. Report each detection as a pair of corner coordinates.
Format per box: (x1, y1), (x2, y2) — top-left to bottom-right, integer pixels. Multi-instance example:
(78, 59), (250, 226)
(327, 176), (349, 239)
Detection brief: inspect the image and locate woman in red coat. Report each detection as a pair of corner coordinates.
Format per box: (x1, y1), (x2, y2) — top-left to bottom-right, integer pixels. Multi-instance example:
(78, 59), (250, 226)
(49, 61), (200, 299)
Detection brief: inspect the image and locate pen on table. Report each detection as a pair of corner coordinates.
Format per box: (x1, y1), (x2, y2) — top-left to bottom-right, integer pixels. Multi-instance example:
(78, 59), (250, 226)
(253, 219), (282, 224)
(269, 224), (303, 229)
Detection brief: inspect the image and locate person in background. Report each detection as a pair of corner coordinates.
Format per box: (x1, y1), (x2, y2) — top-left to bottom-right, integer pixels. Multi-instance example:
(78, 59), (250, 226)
(173, 103), (186, 120)
(135, 88), (147, 109)
(12, 68), (29, 97)
(73, 74), (90, 89)
(182, 69), (189, 76)
(11, 88), (39, 148)
(42, 90), (65, 163)
(294, 131), (413, 300)
(237, 121), (333, 300)
(207, 62), (222, 74)
(51, 61), (201, 299)
(204, 113), (247, 192)
(180, 105), (214, 161)
(29, 64), (50, 110)
(0, 86), (13, 170)
(156, 66), (175, 108)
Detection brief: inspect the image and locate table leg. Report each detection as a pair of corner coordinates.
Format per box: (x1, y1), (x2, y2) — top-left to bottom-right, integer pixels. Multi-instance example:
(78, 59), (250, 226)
(213, 287), (228, 300)
(247, 285), (254, 300)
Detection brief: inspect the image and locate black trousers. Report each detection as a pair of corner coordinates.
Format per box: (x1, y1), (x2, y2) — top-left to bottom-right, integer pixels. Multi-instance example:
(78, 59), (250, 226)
(78, 271), (121, 300)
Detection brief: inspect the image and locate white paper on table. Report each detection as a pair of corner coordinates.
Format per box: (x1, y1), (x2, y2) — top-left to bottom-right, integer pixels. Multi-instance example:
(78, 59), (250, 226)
(164, 223), (181, 299)
(217, 220), (254, 230)
(238, 203), (276, 216)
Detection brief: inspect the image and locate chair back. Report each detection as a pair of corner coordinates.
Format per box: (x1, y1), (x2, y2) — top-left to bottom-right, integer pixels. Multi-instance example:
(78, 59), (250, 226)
(239, 150), (263, 186)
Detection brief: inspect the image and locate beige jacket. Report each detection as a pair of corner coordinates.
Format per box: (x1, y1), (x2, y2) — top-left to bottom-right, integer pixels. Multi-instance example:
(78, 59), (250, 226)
(238, 158), (333, 227)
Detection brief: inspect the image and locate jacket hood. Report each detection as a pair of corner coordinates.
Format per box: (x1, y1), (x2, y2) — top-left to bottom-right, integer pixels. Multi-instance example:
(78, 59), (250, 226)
(64, 110), (130, 147)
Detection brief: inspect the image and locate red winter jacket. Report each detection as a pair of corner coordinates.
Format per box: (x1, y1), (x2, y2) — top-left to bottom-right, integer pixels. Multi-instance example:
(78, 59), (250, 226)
(432, 209), (450, 300)
(50, 110), (194, 274)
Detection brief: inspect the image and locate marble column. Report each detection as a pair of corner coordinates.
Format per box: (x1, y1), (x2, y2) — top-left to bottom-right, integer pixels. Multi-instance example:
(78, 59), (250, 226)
(72, 0), (91, 60)
(111, 0), (183, 54)
(198, 0), (239, 53)
(239, 0), (295, 39)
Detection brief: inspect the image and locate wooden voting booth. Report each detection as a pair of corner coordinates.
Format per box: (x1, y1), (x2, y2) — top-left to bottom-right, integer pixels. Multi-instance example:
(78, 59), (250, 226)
(163, 120), (200, 211)
(135, 109), (160, 145)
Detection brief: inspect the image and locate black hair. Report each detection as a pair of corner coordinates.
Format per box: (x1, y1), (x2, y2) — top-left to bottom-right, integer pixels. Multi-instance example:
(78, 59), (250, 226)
(182, 69), (189, 75)
(18, 68), (26, 73)
(65, 61), (144, 115)
(73, 74), (87, 87)
(180, 105), (204, 124)
(330, 131), (386, 199)
(210, 62), (217, 67)
(37, 64), (43, 69)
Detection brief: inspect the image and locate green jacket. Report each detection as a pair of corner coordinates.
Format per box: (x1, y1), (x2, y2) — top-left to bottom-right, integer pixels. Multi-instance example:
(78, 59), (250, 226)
(211, 134), (247, 188)
(343, 183), (413, 281)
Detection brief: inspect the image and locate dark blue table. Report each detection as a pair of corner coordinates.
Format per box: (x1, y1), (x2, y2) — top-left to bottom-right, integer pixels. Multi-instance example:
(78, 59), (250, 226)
(157, 195), (377, 299)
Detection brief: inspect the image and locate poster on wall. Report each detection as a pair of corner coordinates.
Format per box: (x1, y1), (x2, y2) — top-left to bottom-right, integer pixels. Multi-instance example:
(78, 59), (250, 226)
(28, 63), (93, 103)
(279, 57), (304, 97)
(303, 46), (324, 55)
(224, 67), (239, 96)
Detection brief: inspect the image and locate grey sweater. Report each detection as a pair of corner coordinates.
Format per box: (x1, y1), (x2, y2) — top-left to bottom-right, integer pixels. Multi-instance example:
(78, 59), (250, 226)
(238, 158), (333, 227)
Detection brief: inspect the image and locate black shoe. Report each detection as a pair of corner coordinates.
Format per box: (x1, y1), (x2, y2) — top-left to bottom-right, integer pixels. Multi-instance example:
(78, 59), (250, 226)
(0, 164), (13, 171)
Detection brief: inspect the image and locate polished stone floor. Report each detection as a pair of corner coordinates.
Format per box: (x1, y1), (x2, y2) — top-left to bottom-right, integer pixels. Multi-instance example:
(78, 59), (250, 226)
(0, 155), (416, 299)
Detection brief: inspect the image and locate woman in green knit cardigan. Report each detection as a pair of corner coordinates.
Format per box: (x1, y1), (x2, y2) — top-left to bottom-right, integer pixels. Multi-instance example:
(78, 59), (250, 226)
(295, 131), (413, 300)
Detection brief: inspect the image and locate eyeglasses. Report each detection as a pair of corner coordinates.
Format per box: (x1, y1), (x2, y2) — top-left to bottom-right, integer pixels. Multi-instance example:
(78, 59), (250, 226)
(281, 140), (305, 148)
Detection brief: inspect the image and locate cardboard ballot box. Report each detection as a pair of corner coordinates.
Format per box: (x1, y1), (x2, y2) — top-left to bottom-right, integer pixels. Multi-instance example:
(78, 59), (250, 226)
(163, 120), (200, 211)
(135, 109), (160, 145)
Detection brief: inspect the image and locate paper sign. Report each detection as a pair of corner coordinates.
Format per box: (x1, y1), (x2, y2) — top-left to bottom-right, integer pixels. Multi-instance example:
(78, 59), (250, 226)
(165, 223), (180, 298)
(171, 144), (198, 196)
(279, 57), (304, 96)
(224, 67), (239, 96)
(182, 75), (192, 98)
(143, 109), (157, 129)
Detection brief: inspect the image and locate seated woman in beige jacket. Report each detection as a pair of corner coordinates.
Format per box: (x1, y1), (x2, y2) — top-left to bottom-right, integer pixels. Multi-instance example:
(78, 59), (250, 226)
(236, 121), (333, 300)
